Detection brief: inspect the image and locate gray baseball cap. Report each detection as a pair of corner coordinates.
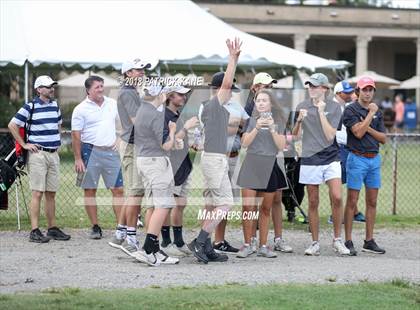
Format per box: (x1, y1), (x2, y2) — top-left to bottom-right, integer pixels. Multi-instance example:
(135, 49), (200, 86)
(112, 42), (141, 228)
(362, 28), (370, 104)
(305, 73), (329, 87)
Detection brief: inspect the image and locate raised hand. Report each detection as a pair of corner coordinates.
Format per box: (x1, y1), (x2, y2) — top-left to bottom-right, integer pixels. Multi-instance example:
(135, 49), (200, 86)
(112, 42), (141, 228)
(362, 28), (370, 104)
(226, 37), (242, 58)
(297, 109), (308, 122)
(314, 100), (326, 113)
(168, 121), (177, 132)
(368, 102), (378, 114)
(184, 116), (199, 130)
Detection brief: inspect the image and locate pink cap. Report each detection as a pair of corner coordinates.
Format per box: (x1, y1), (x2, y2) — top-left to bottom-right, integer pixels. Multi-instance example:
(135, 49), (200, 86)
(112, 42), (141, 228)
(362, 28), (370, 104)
(357, 76), (376, 90)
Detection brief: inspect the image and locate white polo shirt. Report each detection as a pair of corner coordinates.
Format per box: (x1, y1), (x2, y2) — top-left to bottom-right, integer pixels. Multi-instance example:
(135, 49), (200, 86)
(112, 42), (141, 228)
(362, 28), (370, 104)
(71, 96), (118, 147)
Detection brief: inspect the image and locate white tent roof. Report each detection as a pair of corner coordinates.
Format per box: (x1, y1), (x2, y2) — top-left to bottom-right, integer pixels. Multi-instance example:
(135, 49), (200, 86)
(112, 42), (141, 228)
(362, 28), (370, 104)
(390, 76), (420, 89)
(57, 72), (120, 87)
(0, 0), (348, 71)
(348, 71), (400, 88)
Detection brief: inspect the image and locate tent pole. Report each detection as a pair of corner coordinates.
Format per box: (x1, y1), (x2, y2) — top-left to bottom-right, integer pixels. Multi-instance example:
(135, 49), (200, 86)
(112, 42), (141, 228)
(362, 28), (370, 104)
(24, 60), (29, 103)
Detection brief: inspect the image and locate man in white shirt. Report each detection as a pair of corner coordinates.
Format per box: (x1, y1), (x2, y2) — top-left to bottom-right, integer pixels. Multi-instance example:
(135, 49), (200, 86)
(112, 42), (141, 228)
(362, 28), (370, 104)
(71, 75), (124, 239)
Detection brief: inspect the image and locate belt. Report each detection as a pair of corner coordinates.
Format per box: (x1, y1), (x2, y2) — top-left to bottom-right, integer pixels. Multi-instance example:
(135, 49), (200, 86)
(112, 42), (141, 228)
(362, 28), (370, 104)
(84, 143), (114, 151)
(351, 150), (377, 158)
(38, 146), (57, 153)
(227, 151), (239, 158)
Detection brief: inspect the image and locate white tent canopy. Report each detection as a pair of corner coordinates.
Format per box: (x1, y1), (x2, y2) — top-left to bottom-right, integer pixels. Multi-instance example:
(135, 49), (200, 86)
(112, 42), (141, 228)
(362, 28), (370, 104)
(0, 0), (348, 71)
(390, 76), (420, 90)
(57, 72), (120, 87)
(348, 71), (400, 88)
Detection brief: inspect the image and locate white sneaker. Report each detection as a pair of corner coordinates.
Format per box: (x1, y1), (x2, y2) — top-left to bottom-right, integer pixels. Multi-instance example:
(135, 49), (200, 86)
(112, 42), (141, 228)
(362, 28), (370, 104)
(273, 238), (293, 253)
(132, 250), (161, 267)
(120, 241), (139, 258)
(161, 244), (187, 257)
(237, 244), (254, 258)
(175, 244), (192, 256)
(156, 250), (180, 265)
(333, 238), (350, 256)
(304, 241), (320, 256)
(257, 245), (277, 258)
(250, 237), (258, 253)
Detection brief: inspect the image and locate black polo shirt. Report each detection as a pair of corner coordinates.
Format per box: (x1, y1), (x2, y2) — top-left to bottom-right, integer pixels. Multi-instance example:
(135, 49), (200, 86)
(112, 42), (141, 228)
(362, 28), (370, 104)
(163, 107), (192, 186)
(343, 101), (386, 153)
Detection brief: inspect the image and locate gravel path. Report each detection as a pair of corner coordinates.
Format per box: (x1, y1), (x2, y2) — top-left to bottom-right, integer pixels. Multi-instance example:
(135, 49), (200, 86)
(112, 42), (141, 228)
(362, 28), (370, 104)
(1, 228), (419, 293)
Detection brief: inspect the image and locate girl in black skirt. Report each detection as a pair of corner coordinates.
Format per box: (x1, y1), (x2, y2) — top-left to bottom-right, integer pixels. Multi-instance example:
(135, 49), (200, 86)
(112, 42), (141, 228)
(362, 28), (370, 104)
(237, 89), (287, 258)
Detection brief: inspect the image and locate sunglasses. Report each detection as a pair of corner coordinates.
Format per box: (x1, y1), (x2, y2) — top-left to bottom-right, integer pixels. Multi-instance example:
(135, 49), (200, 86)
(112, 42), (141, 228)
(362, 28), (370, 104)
(41, 85), (55, 89)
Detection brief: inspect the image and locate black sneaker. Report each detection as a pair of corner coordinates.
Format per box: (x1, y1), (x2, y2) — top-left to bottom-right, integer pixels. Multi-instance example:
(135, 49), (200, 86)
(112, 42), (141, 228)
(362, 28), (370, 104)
(213, 240), (239, 253)
(188, 239), (208, 264)
(47, 227), (71, 241)
(29, 228), (50, 243)
(362, 239), (385, 254)
(90, 225), (102, 240)
(344, 240), (357, 256)
(206, 239), (228, 262)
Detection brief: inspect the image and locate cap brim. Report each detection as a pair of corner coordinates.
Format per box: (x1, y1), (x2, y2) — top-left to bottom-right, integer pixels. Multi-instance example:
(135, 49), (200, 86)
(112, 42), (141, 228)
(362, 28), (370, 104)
(175, 87), (191, 94)
(305, 79), (320, 87)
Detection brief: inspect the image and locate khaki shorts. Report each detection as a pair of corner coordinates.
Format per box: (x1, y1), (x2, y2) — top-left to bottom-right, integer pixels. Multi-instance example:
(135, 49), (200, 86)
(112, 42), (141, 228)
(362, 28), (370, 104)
(137, 156), (176, 209)
(201, 152), (233, 206)
(119, 141), (144, 196)
(173, 173), (192, 198)
(27, 150), (59, 192)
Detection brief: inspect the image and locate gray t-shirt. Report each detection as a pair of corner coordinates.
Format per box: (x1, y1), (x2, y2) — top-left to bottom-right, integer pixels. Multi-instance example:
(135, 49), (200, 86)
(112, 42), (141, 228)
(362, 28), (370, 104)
(296, 99), (341, 165)
(246, 117), (284, 156)
(134, 101), (166, 157)
(117, 86), (142, 144)
(201, 96), (230, 154)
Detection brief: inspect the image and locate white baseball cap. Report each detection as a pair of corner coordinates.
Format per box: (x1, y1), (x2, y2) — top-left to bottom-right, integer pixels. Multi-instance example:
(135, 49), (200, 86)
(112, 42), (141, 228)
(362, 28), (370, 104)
(163, 85), (191, 95)
(144, 84), (171, 97)
(121, 58), (151, 74)
(34, 75), (57, 89)
(253, 72), (277, 85)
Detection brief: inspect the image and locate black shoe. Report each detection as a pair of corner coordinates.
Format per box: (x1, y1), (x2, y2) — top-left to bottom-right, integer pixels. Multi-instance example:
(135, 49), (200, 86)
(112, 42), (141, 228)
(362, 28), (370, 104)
(344, 240), (357, 256)
(90, 225), (102, 239)
(213, 240), (239, 253)
(29, 228), (50, 243)
(206, 239), (228, 262)
(362, 239), (385, 254)
(47, 227), (71, 241)
(188, 239), (208, 264)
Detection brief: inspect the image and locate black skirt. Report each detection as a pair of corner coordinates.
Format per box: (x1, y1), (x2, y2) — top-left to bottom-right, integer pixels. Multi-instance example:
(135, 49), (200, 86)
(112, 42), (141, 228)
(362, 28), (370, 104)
(237, 153), (287, 193)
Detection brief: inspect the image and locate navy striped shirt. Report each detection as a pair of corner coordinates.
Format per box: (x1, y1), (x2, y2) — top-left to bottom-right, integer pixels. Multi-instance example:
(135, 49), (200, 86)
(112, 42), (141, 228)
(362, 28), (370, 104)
(12, 97), (62, 149)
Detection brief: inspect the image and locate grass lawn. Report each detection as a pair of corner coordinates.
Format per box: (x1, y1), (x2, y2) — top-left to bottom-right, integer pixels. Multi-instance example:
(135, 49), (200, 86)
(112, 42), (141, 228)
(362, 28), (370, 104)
(1, 142), (419, 231)
(1, 281), (419, 310)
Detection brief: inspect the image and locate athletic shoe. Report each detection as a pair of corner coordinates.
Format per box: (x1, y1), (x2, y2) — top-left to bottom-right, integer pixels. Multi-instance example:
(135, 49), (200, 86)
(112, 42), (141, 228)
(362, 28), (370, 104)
(237, 244), (254, 258)
(327, 215), (333, 224)
(213, 240), (239, 253)
(89, 225), (102, 239)
(132, 250), (160, 267)
(250, 237), (258, 253)
(353, 212), (366, 222)
(304, 241), (320, 256)
(108, 236), (124, 249)
(362, 239), (386, 254)
(273, 238), (293, 253)
(47, 227), (71, 241)
(161, 244), (187, 257)
(188, 239), (209, 264)
(156, 250), (179, 265)
(333, 238), (350, 255)
(345, 240), (357, 256)
(29, 228), (50, 243)
(257, 245), (277, 258)
(175, 244), (192, 256)
(205, 238), (228, 262)
(121, 241), (139, 258)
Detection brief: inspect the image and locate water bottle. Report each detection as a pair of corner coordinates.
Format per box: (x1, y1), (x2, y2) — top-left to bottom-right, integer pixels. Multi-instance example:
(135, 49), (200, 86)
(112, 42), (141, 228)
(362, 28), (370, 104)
(193, 127), (202, 149)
